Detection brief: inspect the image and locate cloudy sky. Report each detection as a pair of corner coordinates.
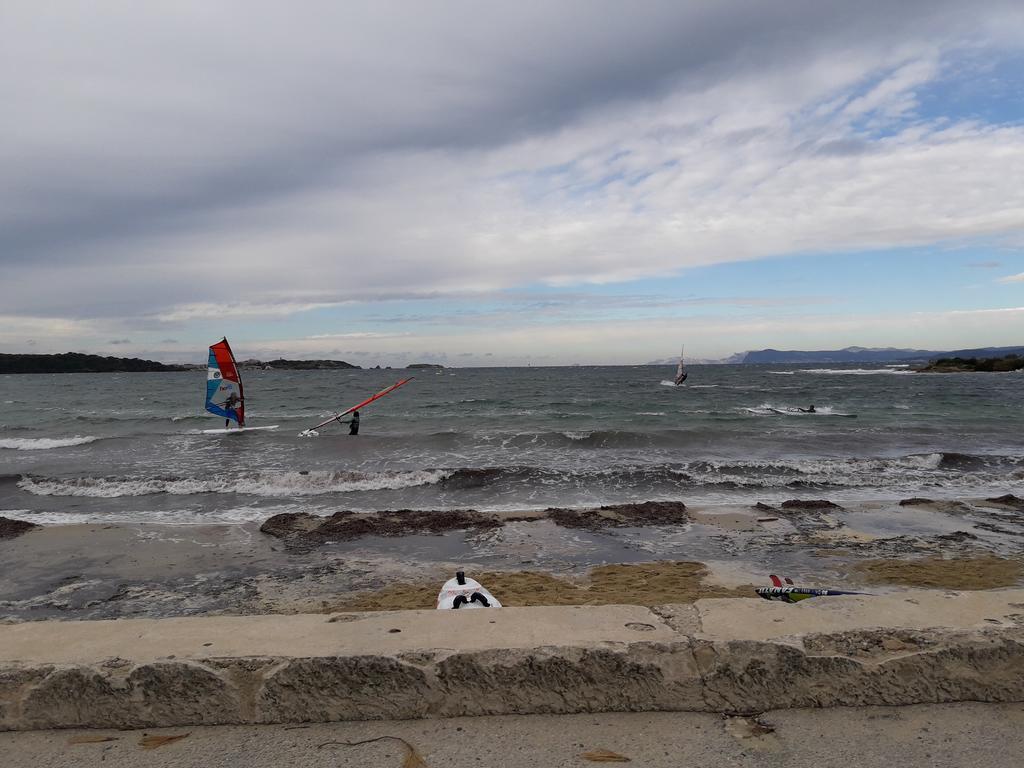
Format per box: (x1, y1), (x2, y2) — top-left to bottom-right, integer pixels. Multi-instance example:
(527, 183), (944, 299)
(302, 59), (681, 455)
(3, 1), (1024, 365)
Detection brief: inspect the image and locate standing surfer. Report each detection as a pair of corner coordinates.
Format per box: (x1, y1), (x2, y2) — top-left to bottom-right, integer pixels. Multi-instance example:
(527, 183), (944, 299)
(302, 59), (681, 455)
(223, 392), (243, 428)
(339, 410), (359, 435)
(674, 346), (688, 385)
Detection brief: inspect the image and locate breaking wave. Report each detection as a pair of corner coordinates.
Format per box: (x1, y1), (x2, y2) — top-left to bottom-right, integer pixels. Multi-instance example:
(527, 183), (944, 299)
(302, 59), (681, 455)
(410, 452), (1022, 494)
(0, 436), (100, 450)
(17, 469), (451, 498)
(797, 368), (915, 376)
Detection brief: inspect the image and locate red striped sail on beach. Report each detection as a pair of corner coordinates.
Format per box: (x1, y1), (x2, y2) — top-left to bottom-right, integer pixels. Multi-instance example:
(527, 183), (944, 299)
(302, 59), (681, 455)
(205, 338), (245, 426)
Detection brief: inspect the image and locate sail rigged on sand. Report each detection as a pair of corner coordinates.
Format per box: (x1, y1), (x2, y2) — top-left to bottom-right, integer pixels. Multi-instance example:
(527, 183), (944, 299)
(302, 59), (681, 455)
(674, 346), (688, 386)
(205, 338), (245, 426)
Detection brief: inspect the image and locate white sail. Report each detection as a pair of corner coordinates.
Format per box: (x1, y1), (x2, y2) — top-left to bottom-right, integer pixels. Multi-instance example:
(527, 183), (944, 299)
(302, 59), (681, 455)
(674, 345), (687, 385)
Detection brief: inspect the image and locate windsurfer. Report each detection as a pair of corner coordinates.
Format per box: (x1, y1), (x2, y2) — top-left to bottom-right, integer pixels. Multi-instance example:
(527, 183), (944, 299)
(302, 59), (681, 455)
(339, 410), (360, 435)
(223, 392), (243, 428)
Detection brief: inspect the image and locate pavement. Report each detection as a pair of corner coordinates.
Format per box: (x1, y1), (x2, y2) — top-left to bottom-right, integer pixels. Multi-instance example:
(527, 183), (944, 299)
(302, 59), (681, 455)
(3, 703), (1024, 768)
(3, 592), (1024, 731)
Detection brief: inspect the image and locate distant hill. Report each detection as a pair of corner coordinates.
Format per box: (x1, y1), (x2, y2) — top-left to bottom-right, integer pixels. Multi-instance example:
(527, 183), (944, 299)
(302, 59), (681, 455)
(737, 346), (1024, 364)
(917, 354), (1024, 373)
(246, 358), (360, 370)
(0, 353), (187, 374)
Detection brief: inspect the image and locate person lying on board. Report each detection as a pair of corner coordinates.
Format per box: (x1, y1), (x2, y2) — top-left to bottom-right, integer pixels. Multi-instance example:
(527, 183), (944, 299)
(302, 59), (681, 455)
(797, 404), (816, 413)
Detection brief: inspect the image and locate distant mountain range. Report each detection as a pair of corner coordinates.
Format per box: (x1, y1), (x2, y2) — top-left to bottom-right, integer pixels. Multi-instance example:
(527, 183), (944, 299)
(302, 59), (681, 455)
(736, 346), (1024, 364)
(645, 345), (1024, 365)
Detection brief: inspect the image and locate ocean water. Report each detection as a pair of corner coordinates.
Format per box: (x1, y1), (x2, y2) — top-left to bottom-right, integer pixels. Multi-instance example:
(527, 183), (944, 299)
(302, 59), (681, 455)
(1, 365), (1022, 525)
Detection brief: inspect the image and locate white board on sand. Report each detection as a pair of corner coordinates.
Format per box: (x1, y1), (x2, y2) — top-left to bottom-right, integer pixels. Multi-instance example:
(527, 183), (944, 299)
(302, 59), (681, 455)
(198, 425), (280, 434)
(436, 572), (502, 609)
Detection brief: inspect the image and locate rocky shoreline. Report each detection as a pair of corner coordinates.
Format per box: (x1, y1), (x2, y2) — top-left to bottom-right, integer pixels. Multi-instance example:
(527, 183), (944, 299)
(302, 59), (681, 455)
(1, 495), (1023, 621)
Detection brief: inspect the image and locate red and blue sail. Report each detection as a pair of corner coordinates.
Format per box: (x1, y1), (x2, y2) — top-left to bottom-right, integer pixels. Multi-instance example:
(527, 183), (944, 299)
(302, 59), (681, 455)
(205, 338), (245, 426)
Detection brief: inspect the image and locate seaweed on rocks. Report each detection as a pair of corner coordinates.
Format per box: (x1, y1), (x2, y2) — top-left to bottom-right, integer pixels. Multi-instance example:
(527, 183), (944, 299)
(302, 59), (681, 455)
(986, 494), (1024, 510)
(259, 509), (500, 548)
(780, 499), (842, 510)
(544, 501), (688, 530)
(0, 516), (39, 540)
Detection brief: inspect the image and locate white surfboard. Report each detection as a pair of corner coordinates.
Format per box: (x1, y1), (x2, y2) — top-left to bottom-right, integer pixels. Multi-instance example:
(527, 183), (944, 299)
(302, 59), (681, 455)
(436, 572), (502, 609)
(198, 425), (280, 434)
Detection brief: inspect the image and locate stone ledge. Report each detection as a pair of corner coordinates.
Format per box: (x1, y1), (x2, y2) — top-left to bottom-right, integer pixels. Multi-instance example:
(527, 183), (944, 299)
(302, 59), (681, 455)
(2, 591), (1024, 731)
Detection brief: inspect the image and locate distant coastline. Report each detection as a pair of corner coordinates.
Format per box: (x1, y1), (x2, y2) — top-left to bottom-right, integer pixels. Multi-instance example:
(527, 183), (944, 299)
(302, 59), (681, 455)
(0, 353), (362, 374)
(916, 355), (1024, 373)
(0, 353), (186, 374)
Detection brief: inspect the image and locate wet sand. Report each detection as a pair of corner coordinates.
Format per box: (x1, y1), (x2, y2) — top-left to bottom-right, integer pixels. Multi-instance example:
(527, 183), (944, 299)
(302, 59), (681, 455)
(2, 495), (1024, 620)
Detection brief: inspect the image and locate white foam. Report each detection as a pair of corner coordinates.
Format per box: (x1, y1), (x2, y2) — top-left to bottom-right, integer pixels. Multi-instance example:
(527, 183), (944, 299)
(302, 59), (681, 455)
(7, 505), (303, 526)
(17, 469), (452, 498)
(797, 368), (914, 375)
(0, 436), (99, 450)
(635, 412), (666, 416)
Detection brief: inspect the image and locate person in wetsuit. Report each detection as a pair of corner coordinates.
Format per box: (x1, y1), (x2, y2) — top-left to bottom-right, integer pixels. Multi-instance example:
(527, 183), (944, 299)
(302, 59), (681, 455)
(340, 410), (359, 435)
(223, 392), (243, 428)
(798, 404), (816, 413)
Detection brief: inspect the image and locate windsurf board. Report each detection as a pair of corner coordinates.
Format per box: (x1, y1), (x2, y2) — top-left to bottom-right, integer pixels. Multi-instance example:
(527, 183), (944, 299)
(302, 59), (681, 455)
(199, 425), (280, 434)
(437, 571), (502, 609)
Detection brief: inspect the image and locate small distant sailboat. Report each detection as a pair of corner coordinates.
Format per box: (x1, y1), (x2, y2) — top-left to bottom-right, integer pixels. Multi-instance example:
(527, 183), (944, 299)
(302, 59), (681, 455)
(201, 338), (278, 434)
(674, 345), (688, 386)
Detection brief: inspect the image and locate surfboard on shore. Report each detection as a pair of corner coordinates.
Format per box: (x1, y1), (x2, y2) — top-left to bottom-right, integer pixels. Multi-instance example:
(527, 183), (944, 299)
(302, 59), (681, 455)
(437, 571), (502, 609)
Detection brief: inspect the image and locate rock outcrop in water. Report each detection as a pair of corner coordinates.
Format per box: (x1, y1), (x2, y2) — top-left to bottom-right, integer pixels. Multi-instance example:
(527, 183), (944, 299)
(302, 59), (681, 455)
(259, 509), (500, 548)
(780, 499), (842, 510)
(544, 501), (688, 530)
(0, 516), (39, 539)
(986, 494), (1024, 510)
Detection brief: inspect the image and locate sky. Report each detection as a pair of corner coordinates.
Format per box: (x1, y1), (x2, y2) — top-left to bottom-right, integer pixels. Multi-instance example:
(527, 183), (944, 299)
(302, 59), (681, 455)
(2, 1), (1023, 366)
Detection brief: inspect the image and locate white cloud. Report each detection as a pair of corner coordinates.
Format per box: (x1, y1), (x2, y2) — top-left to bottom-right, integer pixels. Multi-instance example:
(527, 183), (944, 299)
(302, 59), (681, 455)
(998, 272), (1024, 283)
(2, 1), (1024, 358)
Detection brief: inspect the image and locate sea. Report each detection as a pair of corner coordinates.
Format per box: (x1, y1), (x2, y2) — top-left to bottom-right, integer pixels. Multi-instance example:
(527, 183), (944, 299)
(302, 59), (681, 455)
(1, 365), (1022, 526)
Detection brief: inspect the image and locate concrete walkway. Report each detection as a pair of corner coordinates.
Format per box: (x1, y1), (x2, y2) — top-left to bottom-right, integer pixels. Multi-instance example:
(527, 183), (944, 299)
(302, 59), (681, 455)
(2, 591), (1023, 731)
(3, 703), (1024, 767)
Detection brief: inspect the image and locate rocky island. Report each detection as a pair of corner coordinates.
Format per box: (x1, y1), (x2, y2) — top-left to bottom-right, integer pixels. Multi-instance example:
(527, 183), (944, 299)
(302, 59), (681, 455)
(242, 358), (360, 370)
(0, 353), (187, 374)
(917, 354), (1024, 373)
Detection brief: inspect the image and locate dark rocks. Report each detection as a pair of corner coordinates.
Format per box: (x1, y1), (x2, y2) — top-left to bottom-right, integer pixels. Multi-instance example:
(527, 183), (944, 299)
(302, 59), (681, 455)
(0, 516), (39, 540)
(545, 501), (688, 530)
(259, 509), (499, 547)
(753, 502), (776, 512)
(986, 495), (1024, 510)
(780, 499), (842, 510)
(899, 498), (935, 506)
(259, 512), (325, 538)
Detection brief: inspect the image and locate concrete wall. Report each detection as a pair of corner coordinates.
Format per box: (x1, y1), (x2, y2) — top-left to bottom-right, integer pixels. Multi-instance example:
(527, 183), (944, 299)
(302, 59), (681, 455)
(2, 592), (1023, 731)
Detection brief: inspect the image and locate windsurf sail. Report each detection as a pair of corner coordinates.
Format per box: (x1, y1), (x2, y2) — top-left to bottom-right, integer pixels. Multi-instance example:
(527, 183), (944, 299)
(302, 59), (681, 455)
(674, 345), (688, 385)
(300, 377), (413, 435)
(205, 338), (245, 427)
(757, 574), (868, 603)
